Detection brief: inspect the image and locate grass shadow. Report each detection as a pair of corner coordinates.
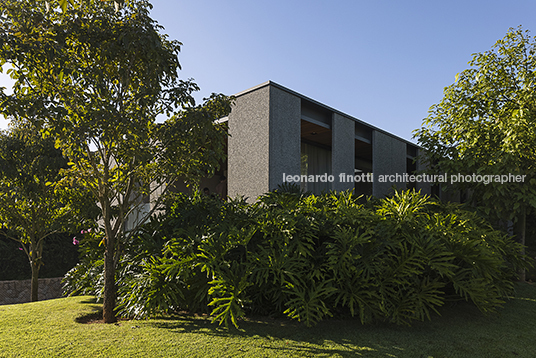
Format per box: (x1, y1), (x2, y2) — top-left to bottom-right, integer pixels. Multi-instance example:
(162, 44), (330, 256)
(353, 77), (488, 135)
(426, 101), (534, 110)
(140, 283), (536, 357)
(72, 296), (104, 323)
(78, 297), (98, 304)
(148, 313), (438, 357)
(75, 310), (103, 324)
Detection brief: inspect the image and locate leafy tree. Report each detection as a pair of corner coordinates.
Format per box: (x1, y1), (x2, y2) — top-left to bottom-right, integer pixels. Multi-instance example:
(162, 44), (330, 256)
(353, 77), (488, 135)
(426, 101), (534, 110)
(0, 0), (231, 322)
(0, 120), (93, 301)
(414, 26), (536, 279)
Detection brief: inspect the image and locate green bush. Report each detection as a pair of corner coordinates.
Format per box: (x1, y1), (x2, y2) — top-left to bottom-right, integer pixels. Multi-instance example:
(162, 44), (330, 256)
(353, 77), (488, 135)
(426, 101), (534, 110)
(63, 188), (531, 327)
(62, 229), (105, 298)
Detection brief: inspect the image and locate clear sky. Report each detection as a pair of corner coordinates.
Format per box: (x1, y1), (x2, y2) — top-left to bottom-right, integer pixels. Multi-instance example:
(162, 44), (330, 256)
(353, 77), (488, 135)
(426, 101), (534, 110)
(2, 0), (536, 143)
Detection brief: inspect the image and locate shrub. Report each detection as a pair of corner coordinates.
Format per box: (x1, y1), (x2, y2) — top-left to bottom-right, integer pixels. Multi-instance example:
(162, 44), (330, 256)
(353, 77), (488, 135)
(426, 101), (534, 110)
(63, 188), (531, 327)
(62, 229), (105, 298)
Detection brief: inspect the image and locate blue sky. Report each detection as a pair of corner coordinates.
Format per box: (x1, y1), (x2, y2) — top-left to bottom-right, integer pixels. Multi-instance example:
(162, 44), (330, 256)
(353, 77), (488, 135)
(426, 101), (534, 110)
(2, 0), (536, 143)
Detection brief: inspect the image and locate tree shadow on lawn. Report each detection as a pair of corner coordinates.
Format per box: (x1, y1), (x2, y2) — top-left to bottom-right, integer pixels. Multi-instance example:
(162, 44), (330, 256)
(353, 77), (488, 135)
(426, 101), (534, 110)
(145, 307), (471, 357)
(67, 284), (536, 356)
(79, 297), (98, 304)
(74, 297), (106, 324)
(143, 283), (536, 357)
(149, 313), (408, 357)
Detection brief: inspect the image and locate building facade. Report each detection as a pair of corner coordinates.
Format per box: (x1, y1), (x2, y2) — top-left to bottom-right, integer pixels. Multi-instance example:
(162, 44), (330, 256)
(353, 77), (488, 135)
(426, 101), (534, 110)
(223, 81), (430, 201)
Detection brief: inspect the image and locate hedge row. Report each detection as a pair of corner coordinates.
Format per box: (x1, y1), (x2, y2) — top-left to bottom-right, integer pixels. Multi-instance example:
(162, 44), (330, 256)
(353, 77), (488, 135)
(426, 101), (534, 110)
(63, 187), (530, 327)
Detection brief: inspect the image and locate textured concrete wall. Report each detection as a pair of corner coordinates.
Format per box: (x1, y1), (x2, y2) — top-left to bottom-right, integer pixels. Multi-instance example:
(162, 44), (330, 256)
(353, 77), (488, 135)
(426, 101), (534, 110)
(228, 85), (271, 202)
(268, 86), (301, 191)
(332, 113), (355, 192)
(0, 277), (64, 305)
(372, 131), (407, 197)
(228, 81), (416, 201)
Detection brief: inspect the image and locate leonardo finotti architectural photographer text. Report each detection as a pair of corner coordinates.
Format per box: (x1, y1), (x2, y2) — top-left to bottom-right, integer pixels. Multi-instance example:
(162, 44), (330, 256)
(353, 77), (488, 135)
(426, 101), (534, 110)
(283, 173), (527, 185)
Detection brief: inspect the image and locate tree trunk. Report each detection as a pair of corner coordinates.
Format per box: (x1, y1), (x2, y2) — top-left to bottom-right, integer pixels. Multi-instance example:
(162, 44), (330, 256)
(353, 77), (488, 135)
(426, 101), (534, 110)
(30, 259), (39, 302)
(515, 206), (527, 282)
(102, 234), (117, 323)
(29, 241), (41, 302)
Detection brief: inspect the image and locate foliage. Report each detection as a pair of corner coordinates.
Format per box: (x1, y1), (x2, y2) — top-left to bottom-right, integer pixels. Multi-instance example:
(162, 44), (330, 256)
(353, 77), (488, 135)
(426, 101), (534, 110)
(62, 228), (106, 298)
(0, 120), (94, 300)
(414, 27), (536, 271)
(64, 189), (531, 328)
(0, 0), (232, 321)
(0, 233), (79, 280)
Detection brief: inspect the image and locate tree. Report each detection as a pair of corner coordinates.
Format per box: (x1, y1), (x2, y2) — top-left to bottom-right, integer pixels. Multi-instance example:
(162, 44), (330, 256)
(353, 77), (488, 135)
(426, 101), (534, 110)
(0, 0), (231, 322)
(415, 26), (536, 280)
(0, 119), (93, 301)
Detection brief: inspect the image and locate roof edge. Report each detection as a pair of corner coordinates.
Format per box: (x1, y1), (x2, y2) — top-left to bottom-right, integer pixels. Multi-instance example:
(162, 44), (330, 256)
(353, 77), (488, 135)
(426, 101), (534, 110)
(233, 80), (419, 147)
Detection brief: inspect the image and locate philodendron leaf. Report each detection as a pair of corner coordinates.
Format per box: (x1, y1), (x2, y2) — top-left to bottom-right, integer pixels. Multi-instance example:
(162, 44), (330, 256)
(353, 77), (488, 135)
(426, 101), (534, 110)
(59, 0), (67, 12)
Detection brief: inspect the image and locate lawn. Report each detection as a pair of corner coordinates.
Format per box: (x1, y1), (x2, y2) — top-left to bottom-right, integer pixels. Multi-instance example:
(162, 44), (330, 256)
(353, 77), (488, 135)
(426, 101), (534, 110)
(1, 283), (536, 358)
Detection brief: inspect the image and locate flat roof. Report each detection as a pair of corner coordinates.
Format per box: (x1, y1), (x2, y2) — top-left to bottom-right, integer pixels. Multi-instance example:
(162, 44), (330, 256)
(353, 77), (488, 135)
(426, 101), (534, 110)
(234, 80), (419, 148)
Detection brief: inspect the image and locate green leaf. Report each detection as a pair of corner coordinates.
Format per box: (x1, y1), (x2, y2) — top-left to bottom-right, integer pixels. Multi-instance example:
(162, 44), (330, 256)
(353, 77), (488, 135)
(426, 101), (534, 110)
(59, 0), (68, 13)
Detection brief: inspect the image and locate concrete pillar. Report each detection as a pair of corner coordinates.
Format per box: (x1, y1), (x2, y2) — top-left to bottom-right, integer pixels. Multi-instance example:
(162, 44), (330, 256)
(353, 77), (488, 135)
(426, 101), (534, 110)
(415, 148), (432, 195)
(331, 113), (355, 192)
(268, 85), (301, 191)
(372, 130), (406, 197)
(228, 85), (270, 202)
(228, 83), (301, 202)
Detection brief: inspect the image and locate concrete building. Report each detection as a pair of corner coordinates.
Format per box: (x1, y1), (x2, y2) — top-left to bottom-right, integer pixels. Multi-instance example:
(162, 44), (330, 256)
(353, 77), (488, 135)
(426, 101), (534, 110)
(206, 81), (431, 202)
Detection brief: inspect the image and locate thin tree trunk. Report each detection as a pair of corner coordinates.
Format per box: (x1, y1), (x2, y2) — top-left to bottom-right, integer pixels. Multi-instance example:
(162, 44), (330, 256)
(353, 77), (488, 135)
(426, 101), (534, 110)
(103, 233), (117, 323)
(29, 240), (41, 302)
(30, 259), (39, 302)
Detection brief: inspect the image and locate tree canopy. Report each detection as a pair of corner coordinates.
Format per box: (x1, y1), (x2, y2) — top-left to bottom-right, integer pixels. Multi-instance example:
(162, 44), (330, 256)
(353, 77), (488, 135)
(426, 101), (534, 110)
(0, 119), (94, 301)
(0, 0), (232, 321)
(415, 27), (536, 279)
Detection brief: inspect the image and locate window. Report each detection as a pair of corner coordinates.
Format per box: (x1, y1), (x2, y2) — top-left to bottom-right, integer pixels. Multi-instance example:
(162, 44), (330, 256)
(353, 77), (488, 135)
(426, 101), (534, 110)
(301, 142), (332, 194)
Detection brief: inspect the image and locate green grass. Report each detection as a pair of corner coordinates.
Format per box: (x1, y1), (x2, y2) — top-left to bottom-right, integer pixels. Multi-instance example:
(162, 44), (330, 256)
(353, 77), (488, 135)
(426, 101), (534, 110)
(2, 283), (536, 357)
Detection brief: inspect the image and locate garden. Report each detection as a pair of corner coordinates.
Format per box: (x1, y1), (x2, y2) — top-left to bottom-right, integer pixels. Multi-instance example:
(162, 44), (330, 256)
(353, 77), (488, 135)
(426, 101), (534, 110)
(1, 1), (536, 356)
(64, 188), (530, 328)
(1, 188), (536, 357)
